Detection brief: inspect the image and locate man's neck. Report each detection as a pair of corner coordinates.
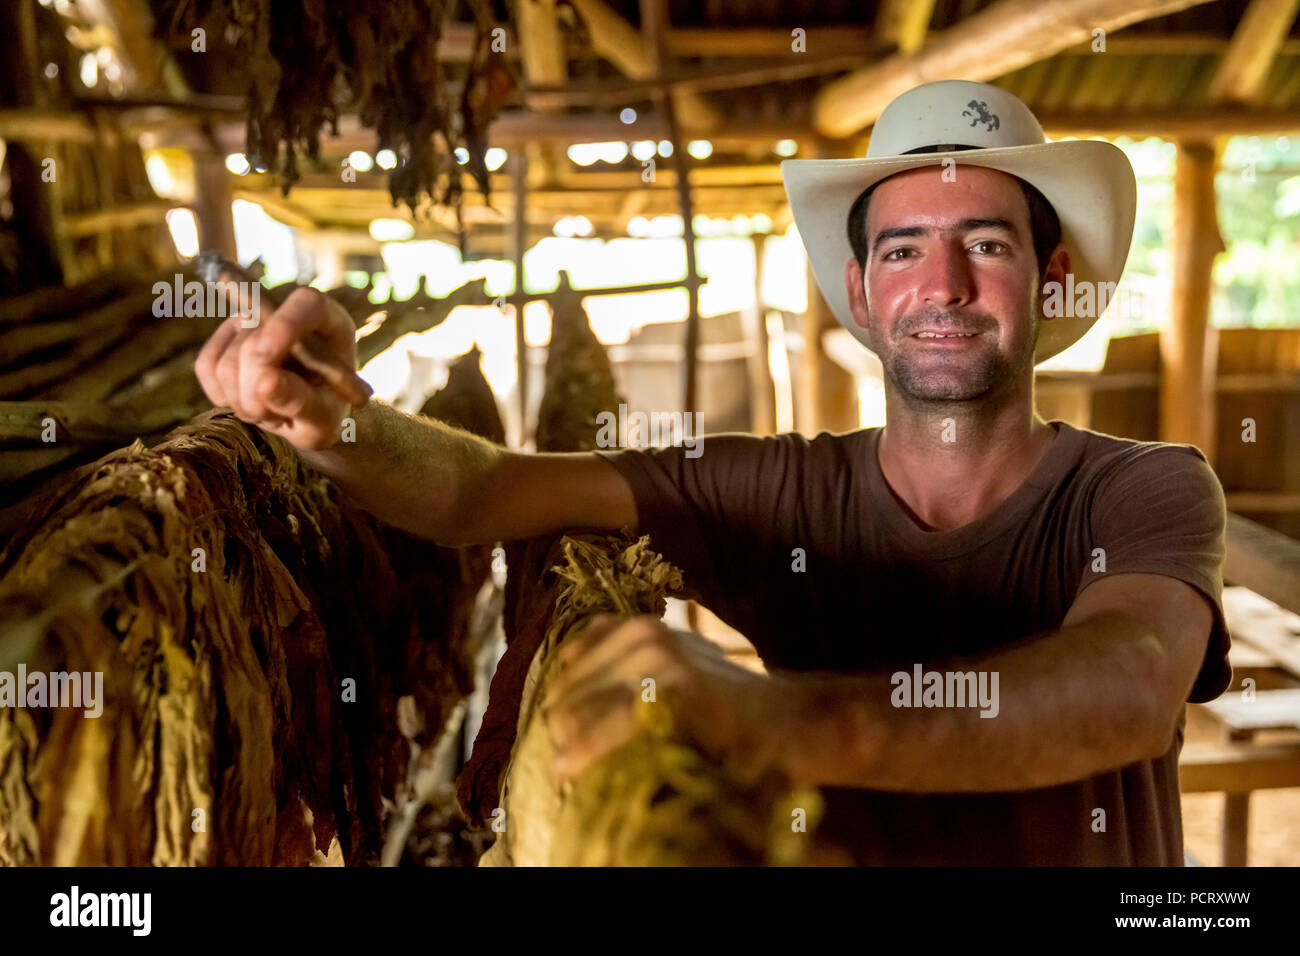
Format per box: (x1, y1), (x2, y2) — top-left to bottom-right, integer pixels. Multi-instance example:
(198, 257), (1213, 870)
(876, 399), (1056, 532)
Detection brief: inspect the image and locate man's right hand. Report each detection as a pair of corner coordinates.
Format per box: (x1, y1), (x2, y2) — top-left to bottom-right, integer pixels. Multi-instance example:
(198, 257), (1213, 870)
(195, 286), (359, 452)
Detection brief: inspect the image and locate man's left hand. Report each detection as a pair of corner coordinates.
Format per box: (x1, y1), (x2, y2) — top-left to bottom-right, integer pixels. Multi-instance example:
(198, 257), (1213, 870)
(543, 614), (789, 782)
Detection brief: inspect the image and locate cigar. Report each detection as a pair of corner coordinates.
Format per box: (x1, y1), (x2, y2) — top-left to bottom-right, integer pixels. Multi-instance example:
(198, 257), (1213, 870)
(196, 251), (373, 407)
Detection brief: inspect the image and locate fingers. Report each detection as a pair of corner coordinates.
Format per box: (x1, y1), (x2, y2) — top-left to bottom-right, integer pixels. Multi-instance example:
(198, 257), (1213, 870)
(252, 287), (350, 368)
(549, 615), (667, 700)
(255, 367), (348, 446)
(550, 684), (638, 781)
(195, 314), (243, 407)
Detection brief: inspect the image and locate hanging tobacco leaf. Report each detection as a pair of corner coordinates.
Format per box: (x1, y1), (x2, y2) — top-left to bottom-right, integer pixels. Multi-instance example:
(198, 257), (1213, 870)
(155, 0), (516, 241)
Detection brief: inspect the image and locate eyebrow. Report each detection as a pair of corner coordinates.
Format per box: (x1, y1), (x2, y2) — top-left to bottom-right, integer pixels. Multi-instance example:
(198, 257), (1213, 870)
(871, 217), (1019, 254)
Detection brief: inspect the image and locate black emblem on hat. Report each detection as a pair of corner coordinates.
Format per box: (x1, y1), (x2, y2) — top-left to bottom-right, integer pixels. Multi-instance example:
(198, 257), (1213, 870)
(961, 100), (1000, 132)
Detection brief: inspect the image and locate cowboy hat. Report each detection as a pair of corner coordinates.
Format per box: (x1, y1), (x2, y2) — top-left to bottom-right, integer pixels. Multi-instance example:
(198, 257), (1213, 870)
(780, 79), (1136, 364)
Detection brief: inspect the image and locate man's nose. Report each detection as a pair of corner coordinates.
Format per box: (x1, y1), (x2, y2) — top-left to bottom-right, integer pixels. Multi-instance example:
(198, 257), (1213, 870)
(918, 243), (973, 310)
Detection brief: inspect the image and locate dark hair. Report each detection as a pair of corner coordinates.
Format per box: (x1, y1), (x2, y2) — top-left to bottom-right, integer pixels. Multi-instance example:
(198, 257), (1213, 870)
(847, 163), (1062, 276)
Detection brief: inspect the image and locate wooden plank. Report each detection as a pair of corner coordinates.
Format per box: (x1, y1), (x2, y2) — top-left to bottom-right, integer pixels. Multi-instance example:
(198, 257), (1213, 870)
(813, 0), (1222, 138)
(1178, 741), (1300, 792)
(1225, 515), (1300, 618)
(1202, 689), (1300, 731)
(1226, 492), (1300, 512)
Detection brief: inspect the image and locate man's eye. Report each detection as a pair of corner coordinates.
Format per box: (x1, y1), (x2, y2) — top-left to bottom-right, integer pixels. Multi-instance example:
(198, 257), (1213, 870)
(882, 247), (914, 260)
(971, 240), (1008, 255)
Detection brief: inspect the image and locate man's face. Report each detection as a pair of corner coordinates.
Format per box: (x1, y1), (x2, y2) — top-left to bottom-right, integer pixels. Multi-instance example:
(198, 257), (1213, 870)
(845, 165), (1053, 405)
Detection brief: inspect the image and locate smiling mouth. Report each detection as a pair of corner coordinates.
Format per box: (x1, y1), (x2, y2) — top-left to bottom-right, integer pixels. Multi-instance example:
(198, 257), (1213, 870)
(912, 331), (981, 339)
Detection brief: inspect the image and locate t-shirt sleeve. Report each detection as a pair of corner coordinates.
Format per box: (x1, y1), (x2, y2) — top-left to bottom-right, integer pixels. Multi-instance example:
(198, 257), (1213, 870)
(594, 432), (807, 621)
(1076, 443), (1232, 703)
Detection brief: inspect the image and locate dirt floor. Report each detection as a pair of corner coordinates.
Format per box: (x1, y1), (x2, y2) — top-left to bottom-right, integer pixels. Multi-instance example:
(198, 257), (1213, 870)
(675, 598), (1300, 867)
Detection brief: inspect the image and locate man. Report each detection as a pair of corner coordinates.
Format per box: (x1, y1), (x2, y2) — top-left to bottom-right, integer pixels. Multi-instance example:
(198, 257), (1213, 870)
(196, 80), (1231, 865)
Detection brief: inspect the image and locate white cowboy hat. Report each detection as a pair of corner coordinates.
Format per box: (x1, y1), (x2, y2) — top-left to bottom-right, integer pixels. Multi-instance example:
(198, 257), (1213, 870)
(780, 79), (1137, 364)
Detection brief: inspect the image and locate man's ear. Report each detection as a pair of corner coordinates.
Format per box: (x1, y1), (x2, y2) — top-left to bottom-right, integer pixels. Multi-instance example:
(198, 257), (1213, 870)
(844, 257), (871, 330)
(1038, 243), (1071, 314)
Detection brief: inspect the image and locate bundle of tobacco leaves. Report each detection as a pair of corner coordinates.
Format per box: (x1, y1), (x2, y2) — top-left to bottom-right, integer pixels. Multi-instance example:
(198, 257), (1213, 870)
(0, 385), (499, 864)
(153, 0), (516, 242)
(480, 533), (833, 866)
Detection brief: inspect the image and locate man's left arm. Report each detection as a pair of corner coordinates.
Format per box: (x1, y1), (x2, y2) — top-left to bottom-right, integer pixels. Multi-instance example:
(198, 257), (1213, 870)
(774, 571), (1213, 791)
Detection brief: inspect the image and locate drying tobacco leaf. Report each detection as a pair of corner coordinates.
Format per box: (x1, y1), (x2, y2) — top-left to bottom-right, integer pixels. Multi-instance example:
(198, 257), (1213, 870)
(153, 0), (516, 239)
(0, 405), (494, 865)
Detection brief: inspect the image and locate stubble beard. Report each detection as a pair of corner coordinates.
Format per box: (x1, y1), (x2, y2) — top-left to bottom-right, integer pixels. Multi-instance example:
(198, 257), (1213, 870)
(875, 302), (1039, 406)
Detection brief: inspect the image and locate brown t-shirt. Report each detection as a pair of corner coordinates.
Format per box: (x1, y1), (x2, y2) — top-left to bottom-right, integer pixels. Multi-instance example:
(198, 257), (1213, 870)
(595, 420), (1232, 865)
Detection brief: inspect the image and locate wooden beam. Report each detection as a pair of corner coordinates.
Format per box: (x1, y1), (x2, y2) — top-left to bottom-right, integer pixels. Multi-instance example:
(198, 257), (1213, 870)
(230, 190), (316, 231)
(63, 201), (174, 238)
(517, 0), (568, 113)
(1206, 0), (1300, 104)
(1160, 140), (1222, 455)
(568, 0), (721, 131)
(1037, 108), (1300, 138)
(1179, 741), (1300, 793)
(521, 54), (867, 103)
(812, 0), (1221, 138)
(663, 27), (1300, 58)
(667, 25), (877, 58)
(1224, 512), (1300, 617)
(875, 0), (936, 54)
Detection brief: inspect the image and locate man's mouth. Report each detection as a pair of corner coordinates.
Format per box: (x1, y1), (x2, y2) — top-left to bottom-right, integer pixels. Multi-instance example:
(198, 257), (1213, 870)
(911, 331), (981, 339)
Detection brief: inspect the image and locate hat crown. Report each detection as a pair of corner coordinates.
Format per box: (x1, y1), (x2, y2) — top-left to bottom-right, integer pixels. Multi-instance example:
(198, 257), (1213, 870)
(866, 80), (1045, 158)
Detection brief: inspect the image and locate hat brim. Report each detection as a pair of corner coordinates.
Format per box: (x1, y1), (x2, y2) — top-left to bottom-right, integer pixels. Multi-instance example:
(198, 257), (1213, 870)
(780, 140), (1137, 364)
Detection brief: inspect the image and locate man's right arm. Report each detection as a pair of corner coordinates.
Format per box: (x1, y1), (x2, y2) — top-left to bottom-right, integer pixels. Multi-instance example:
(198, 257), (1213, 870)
(194, 286), (637, 546)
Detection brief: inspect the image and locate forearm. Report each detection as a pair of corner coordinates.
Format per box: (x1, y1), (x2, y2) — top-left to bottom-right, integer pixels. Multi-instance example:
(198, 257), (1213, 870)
(297, 398), (504, 545)
(774, 613), (1174, 792)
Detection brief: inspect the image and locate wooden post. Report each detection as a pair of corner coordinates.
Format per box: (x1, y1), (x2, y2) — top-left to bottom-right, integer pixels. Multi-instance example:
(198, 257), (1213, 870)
(1, 0), (65, 286)
(1161, 140), (1223, 457)
(799, 140), (859, 435)
(746, 233), (776, 434)
(640, 0), (702, 415)
(512, 147), (530, 442)
(192, 152), (237, 260)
